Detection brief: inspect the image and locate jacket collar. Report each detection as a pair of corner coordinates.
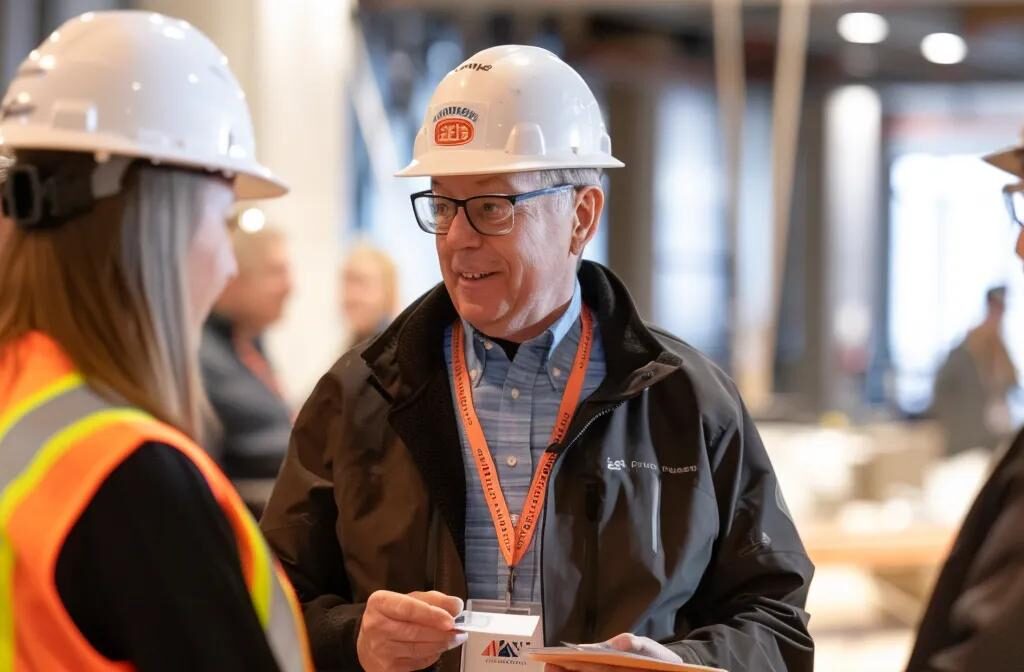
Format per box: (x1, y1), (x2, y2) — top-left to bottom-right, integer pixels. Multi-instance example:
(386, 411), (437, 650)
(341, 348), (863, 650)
(361, 261), (681, 402)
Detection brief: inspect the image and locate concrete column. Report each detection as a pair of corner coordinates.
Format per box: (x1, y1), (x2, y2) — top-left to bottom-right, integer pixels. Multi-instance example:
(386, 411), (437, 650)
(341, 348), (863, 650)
(733, 87), (776, 409)
(253, 1), (353, 406)
(824, 84), (883, 413)
(605, 81), (657, 320)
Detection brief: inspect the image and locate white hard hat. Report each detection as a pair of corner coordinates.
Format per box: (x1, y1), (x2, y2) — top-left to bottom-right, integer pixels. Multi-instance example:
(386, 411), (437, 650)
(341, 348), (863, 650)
(985, 136), (1024, 178)
(0, 10), (285, 199)
(396, 45), (624, 178)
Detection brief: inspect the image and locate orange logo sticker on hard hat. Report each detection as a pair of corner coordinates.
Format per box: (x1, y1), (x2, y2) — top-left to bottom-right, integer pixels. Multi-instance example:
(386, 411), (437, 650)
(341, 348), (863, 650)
(435, 118), (474, 146)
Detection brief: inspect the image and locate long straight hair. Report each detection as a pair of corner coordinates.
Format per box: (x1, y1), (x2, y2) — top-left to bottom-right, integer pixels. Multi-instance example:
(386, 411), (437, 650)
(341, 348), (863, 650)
(0, 152), (224, 439)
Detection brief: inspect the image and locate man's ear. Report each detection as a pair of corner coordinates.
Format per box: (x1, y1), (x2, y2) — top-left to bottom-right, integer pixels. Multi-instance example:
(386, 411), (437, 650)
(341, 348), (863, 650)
(569, 186), (604, 255)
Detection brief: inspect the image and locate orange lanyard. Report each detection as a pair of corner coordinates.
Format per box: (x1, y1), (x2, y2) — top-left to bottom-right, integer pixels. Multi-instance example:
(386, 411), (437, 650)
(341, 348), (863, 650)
(451, 307), (594, 585)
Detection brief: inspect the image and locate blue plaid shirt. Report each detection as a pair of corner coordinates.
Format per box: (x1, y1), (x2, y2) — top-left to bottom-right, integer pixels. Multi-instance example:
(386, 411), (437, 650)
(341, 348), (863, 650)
(444, 282), (606, 601)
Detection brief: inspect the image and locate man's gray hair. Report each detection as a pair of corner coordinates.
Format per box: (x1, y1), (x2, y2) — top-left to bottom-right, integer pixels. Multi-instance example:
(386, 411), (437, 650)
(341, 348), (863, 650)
(537, 168), (603, 189)
(513, 168), (604, 268)
(511, 168), (603, 210)
(510, 168), (603, 191)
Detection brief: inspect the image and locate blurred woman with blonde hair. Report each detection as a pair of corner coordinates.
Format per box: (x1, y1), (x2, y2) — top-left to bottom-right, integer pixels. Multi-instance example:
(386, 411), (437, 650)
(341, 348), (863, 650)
(339, 242), (400, 348)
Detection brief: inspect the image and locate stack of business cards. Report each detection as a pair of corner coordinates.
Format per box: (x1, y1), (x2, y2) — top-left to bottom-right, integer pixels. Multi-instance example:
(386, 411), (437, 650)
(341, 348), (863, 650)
(454, 611), (540, 637)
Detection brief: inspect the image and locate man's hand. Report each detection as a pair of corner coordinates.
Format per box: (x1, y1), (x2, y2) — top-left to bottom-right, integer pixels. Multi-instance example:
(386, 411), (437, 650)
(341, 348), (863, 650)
(544, 633), (684, 672)
(356, 590), (468, 671)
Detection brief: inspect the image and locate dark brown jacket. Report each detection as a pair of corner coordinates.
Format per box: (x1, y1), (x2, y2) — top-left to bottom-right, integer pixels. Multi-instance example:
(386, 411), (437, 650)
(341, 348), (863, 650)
(906, 429), (1024, 671)
(261, 262), (814, 671)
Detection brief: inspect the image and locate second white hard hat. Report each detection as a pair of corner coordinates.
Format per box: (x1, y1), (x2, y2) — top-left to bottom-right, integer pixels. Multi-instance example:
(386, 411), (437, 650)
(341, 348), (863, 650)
(0, 10), (285, 199)
(396, 45), (624, 178)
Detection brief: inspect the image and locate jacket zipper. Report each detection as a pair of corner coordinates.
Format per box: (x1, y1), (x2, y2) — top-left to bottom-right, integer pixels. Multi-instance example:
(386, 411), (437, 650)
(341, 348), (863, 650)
(583, 481), (601, 640)
(561, 401), (625, 454)
(539, 400), (623, 644)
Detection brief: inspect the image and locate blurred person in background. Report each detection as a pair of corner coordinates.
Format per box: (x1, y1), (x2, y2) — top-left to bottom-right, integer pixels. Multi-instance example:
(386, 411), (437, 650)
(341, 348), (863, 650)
(930, 285), (1018, 455)
(262, 45), (813, 672)
(0, 12), (309, 670)
(905, 133), (1024, 672)
(202, 225), (294, 510)
(339, 242), (399, 349)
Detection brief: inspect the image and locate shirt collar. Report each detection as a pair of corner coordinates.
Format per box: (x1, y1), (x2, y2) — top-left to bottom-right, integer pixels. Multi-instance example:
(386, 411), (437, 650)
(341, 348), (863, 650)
(460, 281), (583, 389)
(548, 280), (583, 357)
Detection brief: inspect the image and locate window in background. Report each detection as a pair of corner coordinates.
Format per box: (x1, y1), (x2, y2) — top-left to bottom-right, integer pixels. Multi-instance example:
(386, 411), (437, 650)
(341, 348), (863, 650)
(653, 84), (730, 365)
(889, 153), (1024, 414)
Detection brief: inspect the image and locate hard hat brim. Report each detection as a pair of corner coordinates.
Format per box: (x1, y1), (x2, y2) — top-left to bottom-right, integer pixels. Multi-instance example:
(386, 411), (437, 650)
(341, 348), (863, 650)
(395, 149), (624, 178)
(983, 146), (1024, 179)
(0, 125), (287, 200)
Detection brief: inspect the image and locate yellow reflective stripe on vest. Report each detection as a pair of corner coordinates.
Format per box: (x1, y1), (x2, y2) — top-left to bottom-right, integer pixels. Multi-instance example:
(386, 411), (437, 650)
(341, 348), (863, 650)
(0, 377), (308, 671)
(0, 404), (151, 672)
(266, 565), (310, 671)
(237, 508), (309, 671)
(0, 373), (82, 444)
(239, 504), (273, 628)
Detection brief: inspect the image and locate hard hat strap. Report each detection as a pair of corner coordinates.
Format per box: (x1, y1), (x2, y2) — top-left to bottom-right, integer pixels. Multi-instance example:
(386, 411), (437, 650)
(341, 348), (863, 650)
(2, 156), (131, 230)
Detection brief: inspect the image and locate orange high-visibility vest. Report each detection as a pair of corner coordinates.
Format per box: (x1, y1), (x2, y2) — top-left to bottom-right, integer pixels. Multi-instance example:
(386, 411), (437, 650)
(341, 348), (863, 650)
(0, 332), (312, 671)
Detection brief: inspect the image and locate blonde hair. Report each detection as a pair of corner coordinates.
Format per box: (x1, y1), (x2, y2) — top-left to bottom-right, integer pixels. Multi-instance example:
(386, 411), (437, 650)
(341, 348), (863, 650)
(0, 152), (225, 439)
(344, 243), (399, 314)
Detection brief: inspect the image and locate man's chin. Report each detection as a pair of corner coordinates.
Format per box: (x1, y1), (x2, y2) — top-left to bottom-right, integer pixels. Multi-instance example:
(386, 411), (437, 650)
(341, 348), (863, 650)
(452, 302), (503, 332)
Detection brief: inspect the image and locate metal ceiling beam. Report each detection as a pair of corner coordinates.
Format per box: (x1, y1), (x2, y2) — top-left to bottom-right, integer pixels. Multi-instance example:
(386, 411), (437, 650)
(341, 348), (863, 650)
(765, 0), (811, 407)
(711, 0), (748, 389)
(364, 0), (1024, 9)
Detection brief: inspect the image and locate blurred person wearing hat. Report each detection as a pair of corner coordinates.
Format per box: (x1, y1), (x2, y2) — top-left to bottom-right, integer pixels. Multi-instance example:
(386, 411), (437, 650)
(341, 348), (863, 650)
(262, 45), (813, 672)
(906, 134), (1024, 672)
(0, 11), (310, 671)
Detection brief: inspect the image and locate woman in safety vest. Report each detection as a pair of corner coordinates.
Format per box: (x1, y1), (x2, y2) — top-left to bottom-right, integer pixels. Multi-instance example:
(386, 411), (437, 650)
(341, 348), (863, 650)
(0, 11), (310, 671)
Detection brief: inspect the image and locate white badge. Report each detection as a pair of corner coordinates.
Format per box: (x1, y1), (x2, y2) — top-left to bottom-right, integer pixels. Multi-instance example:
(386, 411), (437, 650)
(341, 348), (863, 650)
(460, 599), (544, 672)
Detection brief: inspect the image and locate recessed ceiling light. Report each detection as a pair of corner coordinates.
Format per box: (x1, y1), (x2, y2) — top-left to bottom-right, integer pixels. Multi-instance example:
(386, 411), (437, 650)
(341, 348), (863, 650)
(921, 32), (968, 65)
(837, 13), (889, 45)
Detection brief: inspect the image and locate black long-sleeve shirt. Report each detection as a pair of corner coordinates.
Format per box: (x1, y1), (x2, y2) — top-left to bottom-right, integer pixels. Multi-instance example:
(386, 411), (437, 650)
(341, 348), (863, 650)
(55, 442), (281, 671)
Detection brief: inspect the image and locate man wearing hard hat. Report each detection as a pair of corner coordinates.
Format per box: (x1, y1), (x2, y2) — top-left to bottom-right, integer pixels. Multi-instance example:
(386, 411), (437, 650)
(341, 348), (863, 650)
(904, 135), (1024, 672)
(262, 46), (813, 672)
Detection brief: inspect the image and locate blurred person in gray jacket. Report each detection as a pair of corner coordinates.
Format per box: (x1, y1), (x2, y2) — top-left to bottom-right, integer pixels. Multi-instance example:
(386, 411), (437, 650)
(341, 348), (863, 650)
(201, 224), (294, 491)
(930, 286), (1018, 455)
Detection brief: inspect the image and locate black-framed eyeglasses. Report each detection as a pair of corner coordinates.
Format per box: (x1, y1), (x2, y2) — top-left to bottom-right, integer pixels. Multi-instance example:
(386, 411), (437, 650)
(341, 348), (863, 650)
(1004, 183), (1024, 228)
(410, 185), (576, 236)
